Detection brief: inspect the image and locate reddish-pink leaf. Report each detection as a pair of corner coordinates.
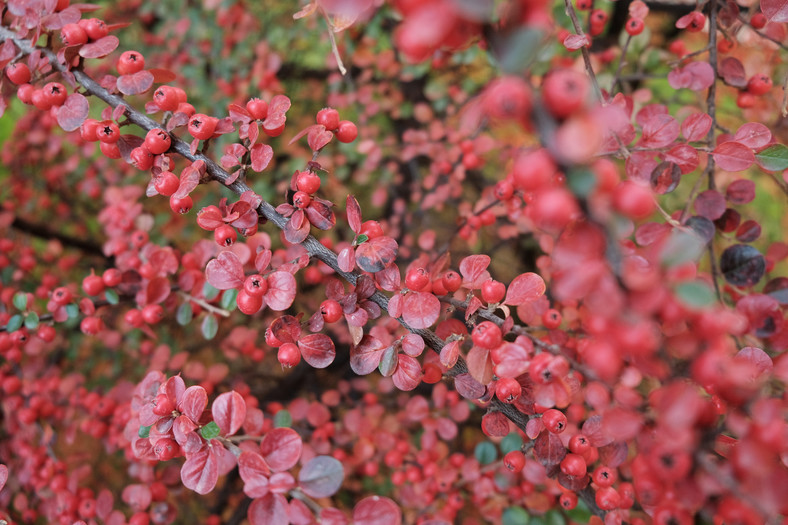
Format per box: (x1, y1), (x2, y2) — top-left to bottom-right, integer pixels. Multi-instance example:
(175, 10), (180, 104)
(146, 276), (171, 304)
(563, 33), (589, 50)
(298, 333), (336, 368)
(178, 385), (208, 423)
(263, 95), (291, 131)
(271, 315), (302, 344)
(582, 415), (614, 447)
(117, 71), (154, 95)
(375, 262), (401, 292)
(735, 346), (773, 377)
(719, 57), (747, 88)
(401, 291), (440, 329)
(305, 198), (335, 230)
(299, 455), (344, 498)
(466, 346), (494, 385)
(533, 431), (567, 466)
(681, 113), (712, 142)
(346, 195), (362, 234)
(308, 125), (333, 151)
(712, 141), (755, 172)
(378, 345), (398, 377)
(638, 114), (679, 149)
(181, 447), (219, 495)
(401, 333), (425, 357)
(493, 342), (532, 378)
(625, 151), (659, 184)
(148, 68), (176, 83)
(350, 335), (385, 375)
(481, 411), (510, 437)
(504, 272), (546, 305)
(196, 205), (224, 231)
(261, 427), (302, 472)
(664, 144), (699, 175)
(42, 6), (81, 29)
(56, 93), (89, 132)
(459, 255), (491, 289)
(337, 246), (355, 273)
(212, 391), (246, 436)
(439, 339), (460, 368)
(355, 237), (398, 273)
(454, 373), (485, 399)
(694, 190), (726, 220)
(96, 489), (113, 520)
(173, 166), (200, 199)
(79, 35), (120, 58)
(387, 293), (403, 318)
(668, 61), (714, 91)
(726, 179), (755, 204)
(250, 143), (274, 172)
(0, 464), (9, 492)
(248, 493), (289, 525)
(205, 251), (244, 290)
(264, 271), (296, 311)
(629, 0), (649, 18)
(353, 496), (402, 525)
(601, 407), (643, 442)
(239, 451), (270, 498)
(733, 122), (772, 150)
(392, 354), (422, 391)
(762, 0), (788, 21)
(121, 484), (151, 512)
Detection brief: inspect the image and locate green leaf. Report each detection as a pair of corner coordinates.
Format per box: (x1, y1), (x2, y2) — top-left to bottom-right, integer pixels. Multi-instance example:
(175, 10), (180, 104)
(200, 421), (221, 440)
(499, 433), (524, 455)
(567, 169), (597, 197)
(138, 425), (151, 438)
(354, 233), (369, 246)
(755, 143), (788, 172)
(65, 304), (79, 320)
(496, 27), (543, 74)
(474, 441), (497, 465)
(675, 280), (715, 309)
(660, 229), (706, 267)
(220, 288), (238, 311)
(201, 314), (218, 340)
(6, 315), (23, 333)
(502, 507), (530, 525)
(274, 410), (292, 428)
(24, 312), (39, 330)
(12, 292), (28, 311)
(104, 289), (119, 305)
(203, 282), (220, 301)
(176, 302), (193, 326)
(565, 498), (592, 523)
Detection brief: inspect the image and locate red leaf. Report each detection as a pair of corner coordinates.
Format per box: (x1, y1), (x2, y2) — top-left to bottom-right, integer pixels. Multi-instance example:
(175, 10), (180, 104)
(353, 496), (402, 525)
(440, 340), (460, 368)
(248, 493), (289, 525)
(735, 346), (773, 377)
(212, 391), (246, 436)
(582, 415), (614, 447)
(298, 333), (336, 368)
(264, 271), (296, 311)
(493, 342), (532, 378)
(378, 345), (398, 377)
(719, 57), (747, 88)
(392, 354), (422, 391)
(638, 114), (679, 149)
(712, 141), (755, 172)
(401, 291), (440, 329)
(148, 68), (176, 83)
(629, 0), (649, 18)
(533, 431), (567, 466)
(250, 143), (273, 172)
(263, 95), (291, 131)
(255, 249), (272, 273)
(178, 385), (208, 422)
(350, 335), (385, 375)
(181, 447), (219, 495)
(401, 334), (425, 357)
(355, 237), (398, 273)
(197, 205), (224, 231)
(146, 276), (171, 304)
(299, 455), (344, 498)
(173, 165), (200, 199)
(305, 198), (336, 230)
(733, 122), (772, 150)
(481, 411), (510, 437)
(762, 0), (788, 21)
(454, 373), (485, 399)
(668, 61), (714, 91)
(205, 251), (244, 290)
(284, 211), (311, 243)
(504, 272), (546, 305)
(563, 33), (589, 50)
(459, 255), (491, 289)
(308, 125), (334, 151)
(79, 35), (119, 58)
(261, 428), (303, 472)
(117, 71), (154, 95)
(375, 263), (401, 292)
(42, 6), (81, 29)
(56, 93), (89, 131)
(681, 113), (712, 142)
(346, 195), (362, 233)
(726, 179), (755, 204)
(467, 345), (494, 385)
(664, 144), (699, 175)
(337, 247), (355, 273)
(694, 190), (726, 220)
(239, 451), (270, 498)
(387, 293), (403, 318)
(121, 484), (151, 512)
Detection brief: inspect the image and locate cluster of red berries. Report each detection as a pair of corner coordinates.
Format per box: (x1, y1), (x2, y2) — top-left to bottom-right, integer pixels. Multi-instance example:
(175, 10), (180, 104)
(60, 17), (109, 47)
(737, 73), (774, 109)
(316, 107), (358, 143)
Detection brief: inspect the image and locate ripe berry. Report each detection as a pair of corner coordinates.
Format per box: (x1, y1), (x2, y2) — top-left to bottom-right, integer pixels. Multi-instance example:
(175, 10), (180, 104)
(80, 119), (101, 142)
(320, 299), (343, 323)
(188, 114), (218, 140)
(503, 450), (526, 472)
(5, 63), (31, 85)
(422, 363), (442, 384)
(625, 18), (645, 35)
(42, 82), (67, 107)
(541, 409), (567, 433)
(243, 274), (268, 297)
(100, 141), (121, 159)
(685, 11), (706, 32)
(153, 86), (180, 112)
(512, 148), (556, 192)
(560, 453), (587, 477)
(590, 9), (609, 36)
(750, 12), (767, 29)
(575, 0), (591, 10)
(246, 98), (268, 120)
(317, 108), (340, 131)
(747, 74), (773, 95)
(117, 51), (145, 75)
(37, 324), (56, 343)
(359, 220), (384, 239)
(496, 377), (522, 403)
(141, 304), (164, 324)
(154, 438), (180, 461)
(296, 171), (321, 194)
(214, 224), (237, 246)
(17, 83), (35, 104)
(612, 181), (655, 219)
(595, 486), (621, 510)
(292, 191), (312, 209)
(494, 180), (514, 201)
(542, 69), (589, 120)
(80, 316), (104, 335)
(542, 308), (562, 329)
(483, 76), (532, 122)
(144, 128), (171, 155)
(169, 195), (193, 214)
(560, 492), (578, 510)
(441, 271), (462, 292)
(472, 321), (503, 349)
(124, 309), (144, 328)
(52, 287), (73, 305)
(82, 273), (105, 296)
(335, 120), (358, 143)
(153, 171), (179, 196)
(97, 121), (120, 143)
(79, 18), (108, 40)
(592, 465), (617, 487)
(278, 343), (301, 368)
(481, 279), (506, 303)
(60, 23), (88, 46)
(130, 146), (154, 171)
(405, 267), (431, 291)
(237, 289), (263, 315)
(736, 91), (756, 109)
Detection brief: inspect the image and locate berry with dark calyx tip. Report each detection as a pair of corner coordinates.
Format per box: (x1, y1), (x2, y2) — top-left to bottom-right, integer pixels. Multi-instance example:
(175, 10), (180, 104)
(335, 120), (358, 143)
(569, 434), (591, 454)
(541, 408), (568, 433)
(441, 271), (462, 292)
(102, 269), (122, 287)
(626, 17), (645, 36)
(246, 98), (268, 120)
(144, 129), (171, 155)
(560, 453), (587, 477)
(153, 86), (180, 112)
(575, 0), (591, 10)
(503, 450), (525, 472)
(472, 321), (503, 349)
(560, 492), (578, 510)
(542, 308), (562, 329)
(405, 267), (431, 291)
(214, 224), (237, 246)
(750, 12), (767, 29)
(5, 63), (31, 85)
(97, 121), (120, 143)
(141, 304), (164, 325)
(152, 393), (175, 416)
(495, 377), (522, 403)
(542, 69), (590, 120)
(117, 51), (145, 75)
(130, 146), (154, 171)
(685, 11), (705, 32)
(243, 274), (268, 297)
(747, 74), (772, 95)
(153, 171), (179, 196)
(60, 23), (88, 46)
(316, 108), (340, 131)
(52, 287), (73, 305)
(590, 9), (609, 36)
(79, 18), (108, 40)
(296, 170), (321, 194)
(188, 114), (218, 140)
(278, 343), (301, 368)
(292, 191), (312, 209)
(169, 195), (193, 215)
(494, 180), (514, 201)
(42, 82), (67, 107)
(481, 279), (506, 303)
(82, 273), (105, 296)
(592, 465), (617, 487)
(320, 299), (343, 323)
(237, 289), (263, 315)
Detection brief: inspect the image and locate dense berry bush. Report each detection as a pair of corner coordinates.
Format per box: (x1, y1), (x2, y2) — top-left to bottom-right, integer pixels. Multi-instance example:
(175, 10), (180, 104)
(0, 0), (787, 524)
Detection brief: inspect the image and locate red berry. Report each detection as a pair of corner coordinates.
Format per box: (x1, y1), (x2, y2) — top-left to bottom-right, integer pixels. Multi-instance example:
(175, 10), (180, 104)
(335, 120), (358, 143)
(542, 69), (589, 120)
(124, 309), (144, 328)
(60, 23), (88, 46)
(405, 267), (431, 291)
(542, 308), (562, 329)
(503, 450), (526, 472)
(144, 128), (171, 155)
(117, 51), (145, 76)
(97, 120), (120, 143)
(575, 0), (591, 10)
(359, 220), (384, 239)
(153, 437), (180, 461)
(747, 74), (772, 95)
(422, 363), (442, 384)
(100, 141), (121, 159)
(686, 11), (705, 32)
(130, 146), (154, 170)
(483, 76), (532, 122)
(237, 290), (263, 315)
(80, 118), (101, 142)
(542, 409), (568, 433)
(52, 287), (73, 305)
(170, 195), (193, 214)
(42, 82), (67, 107)
(141, 304), (164, 324)
(736, 90), (756, 109)
(560, 453), (587, 477)
(471, 321), (503, 349)
(512, 148), (556, 192)
(17, 83), (35, 104)
(494, 180), (514, 201)
(188, 113), (218, 140)
(214, 224), (237, 246)
(277, 343), (301, 368)
(750, 12), (767, 29)
(243, 274), (268, 297)
(80, 316), (104, 335)
(441, 271), (462, 292)
(625, 17), (645, 35)
(320, 299), (343, 323)
(612, 181), (655, 219)
(153, 171), (180, 196)
(246, 98), (268, 120)
(154, 86), (181, 112)
(292, 191), (312, 209)
(317, 108), (340, 131)
(102, 269), (122, 287)
(592, 465), (617, 487)
(496, 377), (522, 403)
(560, 492), (578, 509)
(590, 9), (608, 36)
(79, 18), (108, 40)
(296, 171), (321, 194)
(37, 325), (56, 342)
(595, 486), (621, 510)
(82, 273), (105, 296)
(481, 279), (506, 303)
(5, 63), (31, 85)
